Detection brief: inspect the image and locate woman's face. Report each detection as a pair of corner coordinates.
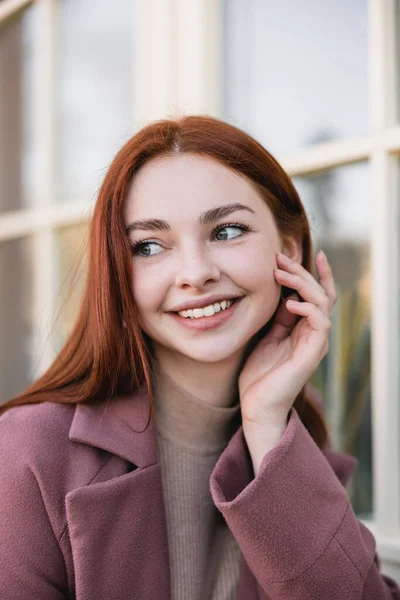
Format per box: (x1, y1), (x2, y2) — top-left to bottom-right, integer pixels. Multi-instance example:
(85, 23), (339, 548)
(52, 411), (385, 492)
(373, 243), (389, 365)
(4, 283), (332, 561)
(124, 153), (292, 364)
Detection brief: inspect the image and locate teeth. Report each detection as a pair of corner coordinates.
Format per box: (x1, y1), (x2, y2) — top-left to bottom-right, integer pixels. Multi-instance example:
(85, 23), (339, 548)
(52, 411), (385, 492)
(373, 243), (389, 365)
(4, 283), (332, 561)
(178, 299), (235, 319)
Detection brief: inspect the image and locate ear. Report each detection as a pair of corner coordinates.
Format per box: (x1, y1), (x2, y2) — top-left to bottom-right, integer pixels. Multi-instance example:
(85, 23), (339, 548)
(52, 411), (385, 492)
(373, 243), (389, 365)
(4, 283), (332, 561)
(281, 236), (303, 264)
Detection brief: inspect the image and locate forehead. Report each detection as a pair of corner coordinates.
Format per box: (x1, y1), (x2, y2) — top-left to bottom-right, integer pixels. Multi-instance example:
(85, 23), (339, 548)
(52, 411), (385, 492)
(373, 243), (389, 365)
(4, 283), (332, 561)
(124, 154), (267, 219)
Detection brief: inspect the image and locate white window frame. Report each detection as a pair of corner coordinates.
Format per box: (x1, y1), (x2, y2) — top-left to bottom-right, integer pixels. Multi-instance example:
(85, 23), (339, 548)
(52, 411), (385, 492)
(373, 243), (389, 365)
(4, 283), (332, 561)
(0, 0), (399, 575)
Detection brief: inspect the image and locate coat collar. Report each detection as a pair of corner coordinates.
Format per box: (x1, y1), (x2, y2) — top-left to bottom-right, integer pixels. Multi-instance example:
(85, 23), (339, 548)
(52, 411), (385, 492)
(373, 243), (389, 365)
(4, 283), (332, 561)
(68, 382), (157, 468)
(68, 383), (358, 486)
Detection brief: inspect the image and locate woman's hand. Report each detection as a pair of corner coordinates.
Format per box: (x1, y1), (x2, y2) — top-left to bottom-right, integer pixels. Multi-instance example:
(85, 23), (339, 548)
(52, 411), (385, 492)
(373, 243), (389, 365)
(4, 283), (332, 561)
(239, 250), (338, 445)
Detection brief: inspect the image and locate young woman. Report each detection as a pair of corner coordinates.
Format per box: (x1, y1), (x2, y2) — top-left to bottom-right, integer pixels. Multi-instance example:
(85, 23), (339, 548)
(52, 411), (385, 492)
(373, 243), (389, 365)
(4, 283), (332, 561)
(0, 116), (399, 600)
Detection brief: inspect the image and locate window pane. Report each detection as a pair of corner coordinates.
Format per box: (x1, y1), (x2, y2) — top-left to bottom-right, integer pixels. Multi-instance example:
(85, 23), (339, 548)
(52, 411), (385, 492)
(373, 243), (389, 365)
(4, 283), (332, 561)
(52, 223), (89, 352)
(294, 162), (373, 519)
(0, 4), (39, 212)
(0, 237), (35, 403)
(222, 0), (368, 156)
(56, 0), (135, 205)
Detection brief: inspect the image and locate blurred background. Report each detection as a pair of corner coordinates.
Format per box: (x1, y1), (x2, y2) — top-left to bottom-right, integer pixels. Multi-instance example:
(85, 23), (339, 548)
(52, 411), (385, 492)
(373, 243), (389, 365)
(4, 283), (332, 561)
(0, 0), (399, 580)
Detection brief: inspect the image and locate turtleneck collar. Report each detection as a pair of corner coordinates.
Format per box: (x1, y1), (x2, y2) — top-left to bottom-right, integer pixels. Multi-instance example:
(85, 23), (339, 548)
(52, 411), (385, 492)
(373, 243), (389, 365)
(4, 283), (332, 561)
(151, 366), (242, 454)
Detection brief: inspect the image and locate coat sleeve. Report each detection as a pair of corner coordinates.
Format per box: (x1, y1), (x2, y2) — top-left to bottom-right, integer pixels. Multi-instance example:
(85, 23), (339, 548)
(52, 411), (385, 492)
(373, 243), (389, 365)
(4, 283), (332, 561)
(210, 407), (400, 600)
(0, 415), (68, 599)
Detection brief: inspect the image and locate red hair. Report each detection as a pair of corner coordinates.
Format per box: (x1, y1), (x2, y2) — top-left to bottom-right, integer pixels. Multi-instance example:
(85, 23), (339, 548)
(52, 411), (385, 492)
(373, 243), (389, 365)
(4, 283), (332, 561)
(2, 115), (328, 448)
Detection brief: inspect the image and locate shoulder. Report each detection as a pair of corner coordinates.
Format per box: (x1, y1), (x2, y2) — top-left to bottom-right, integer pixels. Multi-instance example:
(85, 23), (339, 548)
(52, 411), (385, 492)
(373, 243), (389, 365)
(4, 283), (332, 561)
(0, 401), (73, 454)
(0, 401), (75, 464)
(0, 398), (73, 432)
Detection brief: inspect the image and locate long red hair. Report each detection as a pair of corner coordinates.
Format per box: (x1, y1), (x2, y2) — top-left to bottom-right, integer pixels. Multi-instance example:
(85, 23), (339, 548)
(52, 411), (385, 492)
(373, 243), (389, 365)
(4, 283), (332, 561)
(2, 115), (328, 448)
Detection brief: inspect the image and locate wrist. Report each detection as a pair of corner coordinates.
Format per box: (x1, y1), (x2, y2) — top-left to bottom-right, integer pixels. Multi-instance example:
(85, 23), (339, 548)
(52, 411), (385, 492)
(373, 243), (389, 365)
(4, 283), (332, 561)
(243, 415), (289, 477)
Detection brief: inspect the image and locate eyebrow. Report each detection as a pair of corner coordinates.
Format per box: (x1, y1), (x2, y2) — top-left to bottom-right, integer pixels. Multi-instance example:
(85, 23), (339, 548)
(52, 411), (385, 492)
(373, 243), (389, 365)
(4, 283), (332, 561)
(125, 203), (256, 235)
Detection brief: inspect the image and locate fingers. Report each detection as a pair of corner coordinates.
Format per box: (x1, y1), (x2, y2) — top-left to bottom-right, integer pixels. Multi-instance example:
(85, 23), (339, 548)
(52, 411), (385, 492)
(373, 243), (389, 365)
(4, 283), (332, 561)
(286, 299), (332, 334)
(315, 251), (338, 305)
(275, 269), (330, 316)
(275, 251), (337, 314)
(266, 291), (301, 343)
(275, 252), (321, 292)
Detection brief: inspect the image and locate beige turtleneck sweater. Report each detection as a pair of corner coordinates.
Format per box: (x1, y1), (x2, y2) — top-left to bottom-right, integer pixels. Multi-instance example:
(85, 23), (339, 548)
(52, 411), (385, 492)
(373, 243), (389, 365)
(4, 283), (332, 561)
(152, 368), (243, 600)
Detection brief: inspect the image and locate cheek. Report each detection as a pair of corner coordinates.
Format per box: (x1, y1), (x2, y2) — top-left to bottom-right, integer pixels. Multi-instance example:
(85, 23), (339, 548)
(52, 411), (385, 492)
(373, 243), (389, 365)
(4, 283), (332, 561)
(230, 245), (278, 293)
(131, 264), (165, 316)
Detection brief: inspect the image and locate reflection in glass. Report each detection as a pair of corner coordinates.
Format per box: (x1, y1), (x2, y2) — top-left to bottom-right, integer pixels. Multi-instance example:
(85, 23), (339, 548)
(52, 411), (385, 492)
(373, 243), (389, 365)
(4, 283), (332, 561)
(294, 162), (372, 519)
(222, 0), (368, 156)
(52, 223), (89, 353)
(0, 4), (39, 212)
(56, 0), (135, 205)
(0, 237), (34, 403)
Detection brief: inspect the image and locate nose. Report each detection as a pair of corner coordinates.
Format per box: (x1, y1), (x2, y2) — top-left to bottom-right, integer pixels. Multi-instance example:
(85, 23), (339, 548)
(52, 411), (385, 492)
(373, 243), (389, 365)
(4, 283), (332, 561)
(174, 243), (220, 289)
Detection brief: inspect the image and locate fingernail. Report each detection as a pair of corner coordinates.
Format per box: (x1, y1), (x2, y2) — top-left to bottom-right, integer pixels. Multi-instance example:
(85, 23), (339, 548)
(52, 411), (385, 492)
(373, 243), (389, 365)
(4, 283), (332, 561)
(318, 250), (326, 259)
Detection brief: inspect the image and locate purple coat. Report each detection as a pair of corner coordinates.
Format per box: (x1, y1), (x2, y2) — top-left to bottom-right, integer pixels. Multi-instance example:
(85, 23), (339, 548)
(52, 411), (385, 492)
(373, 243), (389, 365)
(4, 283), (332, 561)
(0, 385), (399, 599)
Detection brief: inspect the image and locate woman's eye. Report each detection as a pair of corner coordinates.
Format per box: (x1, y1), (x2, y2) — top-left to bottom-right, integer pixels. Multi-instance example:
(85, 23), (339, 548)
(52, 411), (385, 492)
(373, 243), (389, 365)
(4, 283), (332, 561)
(130, 241), (162, 257)
(213, 223), (251, 241)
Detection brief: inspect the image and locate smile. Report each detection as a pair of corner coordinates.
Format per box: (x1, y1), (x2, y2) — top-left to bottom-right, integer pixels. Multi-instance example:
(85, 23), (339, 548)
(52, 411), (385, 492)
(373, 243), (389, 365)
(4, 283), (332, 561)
(168, 297), (243, 331)
(177, 298), (236, 319)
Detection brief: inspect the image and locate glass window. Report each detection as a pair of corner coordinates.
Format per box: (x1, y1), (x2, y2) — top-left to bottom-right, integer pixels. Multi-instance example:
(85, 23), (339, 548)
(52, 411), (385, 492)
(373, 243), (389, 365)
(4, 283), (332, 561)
(222, 0), (368, 157)
(0, 4), (39, 212)
(52, 223), (89, 353)
(56, 0), (136, 205)
(294, 161), (373, 519)
(0, 236), (35, 404)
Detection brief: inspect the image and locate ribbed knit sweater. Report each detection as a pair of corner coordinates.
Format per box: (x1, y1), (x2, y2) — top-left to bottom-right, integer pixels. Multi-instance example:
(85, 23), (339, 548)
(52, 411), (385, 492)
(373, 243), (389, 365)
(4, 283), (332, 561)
(152, 368), (243, 600)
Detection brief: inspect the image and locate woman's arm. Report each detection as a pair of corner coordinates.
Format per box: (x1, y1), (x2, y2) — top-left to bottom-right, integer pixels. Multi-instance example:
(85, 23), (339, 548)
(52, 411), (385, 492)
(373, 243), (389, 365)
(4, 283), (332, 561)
(0, 418), (68, 599)
(210, 407), (400, 599)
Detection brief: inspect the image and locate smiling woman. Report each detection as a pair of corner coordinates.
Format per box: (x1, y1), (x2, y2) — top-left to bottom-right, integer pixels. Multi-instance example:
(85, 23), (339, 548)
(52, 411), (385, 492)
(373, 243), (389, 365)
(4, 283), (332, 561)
(0, 115), (399, 600)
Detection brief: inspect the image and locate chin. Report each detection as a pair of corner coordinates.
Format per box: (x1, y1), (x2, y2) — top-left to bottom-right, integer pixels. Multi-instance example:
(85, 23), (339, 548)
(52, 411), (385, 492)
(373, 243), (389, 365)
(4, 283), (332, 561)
(183, 350), (236, 363)
(171, 336), (248, 364)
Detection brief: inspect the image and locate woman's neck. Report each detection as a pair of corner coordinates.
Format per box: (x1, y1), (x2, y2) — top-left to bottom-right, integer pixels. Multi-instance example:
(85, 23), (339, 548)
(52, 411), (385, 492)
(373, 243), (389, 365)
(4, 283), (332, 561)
(151, 363), (241, 452)
(151, 345), (243, 408)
